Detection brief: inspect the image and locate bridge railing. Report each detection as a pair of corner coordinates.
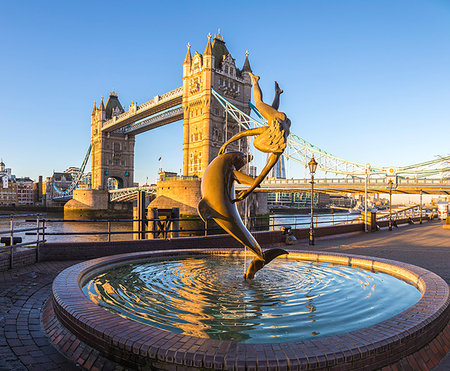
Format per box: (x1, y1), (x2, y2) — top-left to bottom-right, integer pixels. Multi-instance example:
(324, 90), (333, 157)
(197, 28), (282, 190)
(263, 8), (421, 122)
(263, 178), (450, 186)
(0, 214), (46, 269)
(19, 212), (363, 243)
(102, 86), (183, 128)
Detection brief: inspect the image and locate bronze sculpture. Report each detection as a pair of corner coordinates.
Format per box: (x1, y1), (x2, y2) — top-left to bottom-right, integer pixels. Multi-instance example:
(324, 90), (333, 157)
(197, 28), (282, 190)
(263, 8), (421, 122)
(199, 73), (290, 279)
(218, 73), (291, 202)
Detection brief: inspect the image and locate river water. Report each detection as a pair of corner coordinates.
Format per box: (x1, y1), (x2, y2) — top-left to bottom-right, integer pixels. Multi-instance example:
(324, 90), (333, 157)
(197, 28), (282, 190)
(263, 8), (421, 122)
(0, 211), (361, 245)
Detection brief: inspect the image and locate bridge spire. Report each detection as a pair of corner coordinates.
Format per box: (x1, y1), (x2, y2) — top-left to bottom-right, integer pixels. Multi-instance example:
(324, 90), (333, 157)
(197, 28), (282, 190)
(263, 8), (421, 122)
(183, 42), (191, 65)
(91, 101), (97, 116)
(204, 33), (212, 56)
(99, 96), (104, 111)
(242, 50), (252, 73)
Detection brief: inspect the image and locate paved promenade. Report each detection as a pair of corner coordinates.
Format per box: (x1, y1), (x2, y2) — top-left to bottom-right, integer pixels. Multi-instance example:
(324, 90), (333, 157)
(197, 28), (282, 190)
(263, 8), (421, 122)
(307, 222), (450, 284)
(0, 221), (448, 370)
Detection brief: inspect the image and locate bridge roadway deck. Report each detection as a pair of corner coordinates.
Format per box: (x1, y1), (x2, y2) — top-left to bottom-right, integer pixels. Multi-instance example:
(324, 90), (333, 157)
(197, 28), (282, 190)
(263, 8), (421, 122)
(101, 87), (183, 133)
(0, 222), (448, 370)
(239, 178), (450, 195)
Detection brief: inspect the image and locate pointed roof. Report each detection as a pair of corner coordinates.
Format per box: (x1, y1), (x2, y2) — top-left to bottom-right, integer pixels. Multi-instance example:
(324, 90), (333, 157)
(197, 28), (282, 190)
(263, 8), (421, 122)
(91, 101), (97, 116)
(204, 33), (212, 56)
(105, 89), (123, 120)
(183, 42), (192, 64)
(242, 50), (252, 73)
(99, 96), (105, 111)
(212, 28), (230, 68)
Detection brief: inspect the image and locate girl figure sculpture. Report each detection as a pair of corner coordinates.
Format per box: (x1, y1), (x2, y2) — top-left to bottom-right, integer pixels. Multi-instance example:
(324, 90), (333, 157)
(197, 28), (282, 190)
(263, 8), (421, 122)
(218, 72), (291, 202)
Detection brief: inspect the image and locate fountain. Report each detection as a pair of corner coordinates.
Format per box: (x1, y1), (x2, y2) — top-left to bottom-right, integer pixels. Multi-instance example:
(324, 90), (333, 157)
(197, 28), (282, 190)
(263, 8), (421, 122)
(46, 72), (450, 370)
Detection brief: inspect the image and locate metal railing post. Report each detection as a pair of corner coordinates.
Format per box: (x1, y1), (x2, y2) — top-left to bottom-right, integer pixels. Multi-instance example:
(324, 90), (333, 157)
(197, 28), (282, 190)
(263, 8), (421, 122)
(420, 190), (423, 224)
(36, 215), (40, 262)
(204, 219), (207, 236)
(9, 216), (14, 269)
(107, 221), (111, 242)
(42, 219), (46, 242)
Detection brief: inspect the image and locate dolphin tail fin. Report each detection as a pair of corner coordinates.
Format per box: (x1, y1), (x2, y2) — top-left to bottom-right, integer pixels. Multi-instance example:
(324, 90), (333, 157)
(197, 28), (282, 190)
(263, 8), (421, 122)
(244, 248), (288, 279)
(197, 198), (210, 223)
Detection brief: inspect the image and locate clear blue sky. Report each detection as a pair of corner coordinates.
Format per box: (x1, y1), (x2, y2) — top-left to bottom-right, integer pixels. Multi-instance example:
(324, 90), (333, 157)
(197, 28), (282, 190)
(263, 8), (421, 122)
(1, 0), (449, 185)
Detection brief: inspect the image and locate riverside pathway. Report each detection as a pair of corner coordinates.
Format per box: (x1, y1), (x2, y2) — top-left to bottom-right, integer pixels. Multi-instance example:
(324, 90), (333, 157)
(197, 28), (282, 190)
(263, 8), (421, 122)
(0, 222), (448, 370)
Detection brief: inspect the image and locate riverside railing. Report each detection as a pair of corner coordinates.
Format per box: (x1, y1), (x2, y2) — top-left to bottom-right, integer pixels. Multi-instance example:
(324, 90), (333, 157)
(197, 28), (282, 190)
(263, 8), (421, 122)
(18, 212), (363, 242)
(0, 214), (46, 268)
(376, 207), (432, 222)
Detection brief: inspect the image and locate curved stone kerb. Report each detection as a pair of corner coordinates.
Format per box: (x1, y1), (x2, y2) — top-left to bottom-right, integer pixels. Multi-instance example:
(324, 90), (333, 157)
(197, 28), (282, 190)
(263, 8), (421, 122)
(51, 249), (450, 370)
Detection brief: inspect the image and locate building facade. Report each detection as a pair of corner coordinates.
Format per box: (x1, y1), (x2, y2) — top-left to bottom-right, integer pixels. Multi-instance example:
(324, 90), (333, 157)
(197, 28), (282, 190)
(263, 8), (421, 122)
(0, 161), (17, 206)
(182, 30), (253, 178)
(16, 177), (34, 205)
(91, 90), (135, 190)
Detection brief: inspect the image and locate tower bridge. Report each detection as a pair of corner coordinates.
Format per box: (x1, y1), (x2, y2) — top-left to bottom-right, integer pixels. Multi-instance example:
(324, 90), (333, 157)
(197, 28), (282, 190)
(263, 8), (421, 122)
(61, 29), (450, 206)
(89, 29), (252, 192)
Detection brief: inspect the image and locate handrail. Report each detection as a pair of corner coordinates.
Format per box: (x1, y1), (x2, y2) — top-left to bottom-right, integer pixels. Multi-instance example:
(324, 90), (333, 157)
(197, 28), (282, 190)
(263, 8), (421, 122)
(0, 214), (45, 269)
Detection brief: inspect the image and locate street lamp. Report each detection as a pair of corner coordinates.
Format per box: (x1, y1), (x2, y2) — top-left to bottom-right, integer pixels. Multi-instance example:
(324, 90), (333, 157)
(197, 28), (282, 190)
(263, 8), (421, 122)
(308, 155), (318, 245)
(388, 179), (394, 231)
(364, 163), (370, 232)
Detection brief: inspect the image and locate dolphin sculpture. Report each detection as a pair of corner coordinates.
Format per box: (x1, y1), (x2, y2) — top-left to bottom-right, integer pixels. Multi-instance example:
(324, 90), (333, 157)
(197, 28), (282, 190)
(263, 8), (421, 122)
(198, 151), (287, 279)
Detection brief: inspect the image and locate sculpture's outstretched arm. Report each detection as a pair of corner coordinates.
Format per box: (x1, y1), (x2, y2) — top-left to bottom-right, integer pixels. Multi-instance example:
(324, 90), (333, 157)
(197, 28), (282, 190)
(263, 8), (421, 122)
(234, 153), (280, 202)
(219, 127), (266, 155)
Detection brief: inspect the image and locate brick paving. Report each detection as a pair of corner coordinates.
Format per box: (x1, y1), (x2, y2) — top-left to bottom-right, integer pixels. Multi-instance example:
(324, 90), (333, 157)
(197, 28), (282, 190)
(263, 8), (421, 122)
(299, 221), (450, 284)
(0, 261), (82, 371)
(0, 221), (448, 370)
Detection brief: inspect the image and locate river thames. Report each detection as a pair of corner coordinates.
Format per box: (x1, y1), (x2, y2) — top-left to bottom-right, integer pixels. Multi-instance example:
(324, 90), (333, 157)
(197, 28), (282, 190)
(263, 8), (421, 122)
(0, 211), (361, 244)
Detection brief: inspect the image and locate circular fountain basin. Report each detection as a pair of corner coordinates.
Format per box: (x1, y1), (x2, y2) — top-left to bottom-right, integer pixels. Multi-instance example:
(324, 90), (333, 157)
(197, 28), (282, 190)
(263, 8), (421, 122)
(50, 249), (450, 370)
(81, 255), (421, 344)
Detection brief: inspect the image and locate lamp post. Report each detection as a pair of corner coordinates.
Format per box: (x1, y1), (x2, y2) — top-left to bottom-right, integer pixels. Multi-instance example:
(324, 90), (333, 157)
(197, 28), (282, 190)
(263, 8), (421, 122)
(308, 155), (318, 245)
(364, 163), (370, 232)
(388, 179), (393, 231)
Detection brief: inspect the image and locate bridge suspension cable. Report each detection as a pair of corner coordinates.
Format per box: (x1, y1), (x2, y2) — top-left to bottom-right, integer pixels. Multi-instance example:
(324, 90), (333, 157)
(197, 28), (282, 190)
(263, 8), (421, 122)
(52, 144), (92, 199)
(211, 88), (450, 179)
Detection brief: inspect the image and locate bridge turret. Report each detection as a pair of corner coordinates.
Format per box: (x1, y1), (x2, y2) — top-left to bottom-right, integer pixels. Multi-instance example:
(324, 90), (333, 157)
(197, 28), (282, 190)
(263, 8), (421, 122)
(183, 43), (192, 76)
(90, 90), (135, 190)
(91, 101), (97, 116)
(104, 89), (124, 120)
(99, 96), (106, 121)
(242, 50), (252, 73)
(182, 29), (252, 178)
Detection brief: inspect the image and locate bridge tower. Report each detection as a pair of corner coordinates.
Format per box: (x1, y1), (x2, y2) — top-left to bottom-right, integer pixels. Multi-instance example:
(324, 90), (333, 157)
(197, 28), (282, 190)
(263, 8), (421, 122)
(182, 30), (253, 178)
(90, 90), (135, 190)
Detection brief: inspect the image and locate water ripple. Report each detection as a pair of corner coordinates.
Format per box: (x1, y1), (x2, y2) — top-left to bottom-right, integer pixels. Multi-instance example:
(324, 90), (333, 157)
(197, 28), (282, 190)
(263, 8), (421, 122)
(82, 255), (421, 343)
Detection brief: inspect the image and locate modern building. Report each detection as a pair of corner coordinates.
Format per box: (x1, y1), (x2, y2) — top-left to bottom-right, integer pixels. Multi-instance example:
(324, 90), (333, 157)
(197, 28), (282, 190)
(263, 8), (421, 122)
(329, 194), (358, 208)
(43, 172), (74, 205)
(267, 154), (286, 179)
(16, 177), (34, 205)
(0, 160), (18, 206)
(267, 191), (331, 209)
(65, 167), (91, 188)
